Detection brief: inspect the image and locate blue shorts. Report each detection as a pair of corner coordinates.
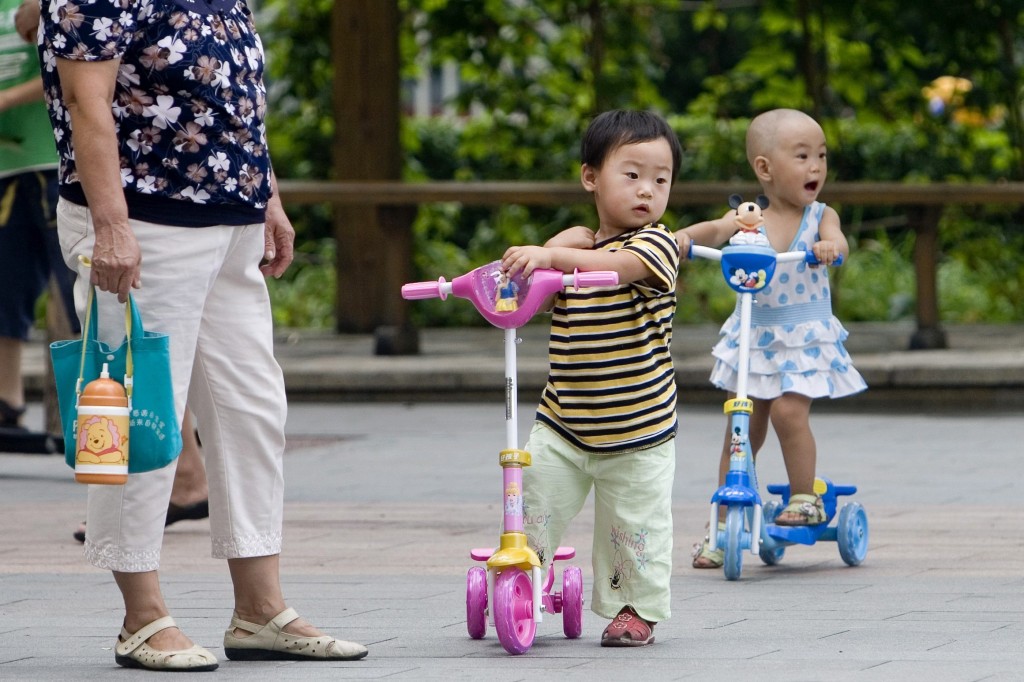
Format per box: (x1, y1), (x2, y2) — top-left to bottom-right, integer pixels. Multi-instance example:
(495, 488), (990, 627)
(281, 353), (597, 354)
(0, 170), (79, 340)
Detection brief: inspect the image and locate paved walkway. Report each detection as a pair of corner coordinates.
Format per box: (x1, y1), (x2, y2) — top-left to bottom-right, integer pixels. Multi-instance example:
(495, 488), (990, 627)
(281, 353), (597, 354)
(2, 323), (1024, 680)
(3, 402), (1024, 681)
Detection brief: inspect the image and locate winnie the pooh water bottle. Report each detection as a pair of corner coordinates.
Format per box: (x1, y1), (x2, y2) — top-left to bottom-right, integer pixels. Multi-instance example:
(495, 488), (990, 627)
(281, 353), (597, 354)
(75, 363), (130, 485)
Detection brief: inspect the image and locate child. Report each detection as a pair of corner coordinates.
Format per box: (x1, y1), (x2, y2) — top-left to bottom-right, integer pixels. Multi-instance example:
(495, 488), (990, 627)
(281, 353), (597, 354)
(501, 110), (681, 647)
(677, 108), (867, 569)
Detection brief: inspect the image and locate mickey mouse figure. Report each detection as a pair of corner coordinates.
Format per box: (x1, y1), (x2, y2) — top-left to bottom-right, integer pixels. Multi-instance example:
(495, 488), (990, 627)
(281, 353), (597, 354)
(727, 193), (771, 246)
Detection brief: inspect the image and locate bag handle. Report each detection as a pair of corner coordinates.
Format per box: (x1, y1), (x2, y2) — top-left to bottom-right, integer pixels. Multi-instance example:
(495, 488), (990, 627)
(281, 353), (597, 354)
(75, 257), (138, 409)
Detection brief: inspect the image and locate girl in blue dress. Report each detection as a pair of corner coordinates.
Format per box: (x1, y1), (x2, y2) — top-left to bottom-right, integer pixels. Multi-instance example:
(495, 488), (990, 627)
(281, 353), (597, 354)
(677, 109), (866, 568)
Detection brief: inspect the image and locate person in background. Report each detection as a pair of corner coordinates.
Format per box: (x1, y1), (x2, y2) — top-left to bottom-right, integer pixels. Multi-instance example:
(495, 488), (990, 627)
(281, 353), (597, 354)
(0, 0), (78, 452)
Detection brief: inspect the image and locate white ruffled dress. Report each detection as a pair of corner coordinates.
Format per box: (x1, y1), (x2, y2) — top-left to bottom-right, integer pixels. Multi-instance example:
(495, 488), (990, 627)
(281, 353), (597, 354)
(709, 202), (868, 400)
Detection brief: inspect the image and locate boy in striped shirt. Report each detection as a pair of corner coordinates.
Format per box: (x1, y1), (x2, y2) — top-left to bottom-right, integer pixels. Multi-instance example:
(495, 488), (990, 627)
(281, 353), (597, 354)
(501, 110), (681, 647)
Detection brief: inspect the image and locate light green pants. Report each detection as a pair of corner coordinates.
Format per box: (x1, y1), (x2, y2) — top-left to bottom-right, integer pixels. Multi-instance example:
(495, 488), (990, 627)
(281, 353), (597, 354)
(522, 422), (676, 623)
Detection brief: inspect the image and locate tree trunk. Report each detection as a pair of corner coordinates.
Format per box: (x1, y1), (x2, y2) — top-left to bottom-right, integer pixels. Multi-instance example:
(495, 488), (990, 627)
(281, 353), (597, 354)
(331, 0), (418, 354)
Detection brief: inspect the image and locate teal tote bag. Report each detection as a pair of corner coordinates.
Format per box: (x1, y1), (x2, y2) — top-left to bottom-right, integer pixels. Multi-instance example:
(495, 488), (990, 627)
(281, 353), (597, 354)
(50, 286), (182, 474)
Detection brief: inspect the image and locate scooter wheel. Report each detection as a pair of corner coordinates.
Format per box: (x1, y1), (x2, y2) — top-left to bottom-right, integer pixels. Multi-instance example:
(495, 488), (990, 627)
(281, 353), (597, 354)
(759, 501), (785, 565)
(837, 502), (869, 566)
(561, 565), (583, 639)
(723, 505), (744, 581)
(466, 566), (487, 639)
(493, 567), (536, 654)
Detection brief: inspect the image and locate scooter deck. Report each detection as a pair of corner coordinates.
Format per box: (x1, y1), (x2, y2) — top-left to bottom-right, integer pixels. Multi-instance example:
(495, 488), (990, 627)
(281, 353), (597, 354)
(764, 522), (833, 546)
(471, 546), (575, 562)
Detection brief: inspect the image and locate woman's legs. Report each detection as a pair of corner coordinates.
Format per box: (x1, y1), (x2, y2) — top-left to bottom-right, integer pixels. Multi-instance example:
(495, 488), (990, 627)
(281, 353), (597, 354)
(169, 411), (208, 509)
(115, 571), (195, 649)
(227, 556), (324, 638)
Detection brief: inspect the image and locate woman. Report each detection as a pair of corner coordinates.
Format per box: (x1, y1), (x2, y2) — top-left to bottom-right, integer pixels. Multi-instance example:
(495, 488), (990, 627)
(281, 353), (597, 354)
(39, 0), (367, 671)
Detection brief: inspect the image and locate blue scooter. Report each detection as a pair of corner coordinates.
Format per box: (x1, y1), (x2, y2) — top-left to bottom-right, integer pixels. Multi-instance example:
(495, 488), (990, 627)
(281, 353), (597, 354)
(689, 241), (869, 581)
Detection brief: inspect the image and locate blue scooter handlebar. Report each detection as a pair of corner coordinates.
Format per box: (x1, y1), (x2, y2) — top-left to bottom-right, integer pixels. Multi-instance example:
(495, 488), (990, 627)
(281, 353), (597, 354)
(803, 251), (844, 267)
(687, 242), (843, 266)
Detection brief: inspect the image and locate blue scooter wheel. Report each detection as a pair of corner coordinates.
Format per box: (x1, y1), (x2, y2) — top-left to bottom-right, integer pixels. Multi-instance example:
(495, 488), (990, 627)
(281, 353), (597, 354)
(758, 501), (785, 565)
(837, 502), (869, 566)
(723, 506), (744, 581)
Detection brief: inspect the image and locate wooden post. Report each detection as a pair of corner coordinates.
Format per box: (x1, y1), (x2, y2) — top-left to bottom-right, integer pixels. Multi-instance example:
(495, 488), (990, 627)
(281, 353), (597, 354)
(908, 205), (947, 350)
(331, 1), (418, 354)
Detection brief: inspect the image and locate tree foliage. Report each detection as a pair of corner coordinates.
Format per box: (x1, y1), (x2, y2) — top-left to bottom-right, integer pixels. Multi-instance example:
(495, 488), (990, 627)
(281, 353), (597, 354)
(259, 0), (1024, 326)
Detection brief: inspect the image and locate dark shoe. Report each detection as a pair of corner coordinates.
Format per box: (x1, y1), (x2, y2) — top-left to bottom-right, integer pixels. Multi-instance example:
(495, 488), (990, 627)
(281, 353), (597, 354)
(0, 399), (61, 454)
(0, 399), (25, 427)
(166, 499), (209, 526)
(0, 426), (60, 454)
(73, 521), (86, 543)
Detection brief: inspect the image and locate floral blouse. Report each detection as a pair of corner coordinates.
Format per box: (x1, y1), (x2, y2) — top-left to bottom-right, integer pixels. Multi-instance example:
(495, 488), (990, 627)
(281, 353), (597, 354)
(39, 0), (272, 226)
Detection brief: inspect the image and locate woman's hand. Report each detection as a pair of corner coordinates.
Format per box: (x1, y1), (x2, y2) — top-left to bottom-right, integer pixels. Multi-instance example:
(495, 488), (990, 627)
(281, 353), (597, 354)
(90, 224), (142, 303)
(260, 194), (295, 278)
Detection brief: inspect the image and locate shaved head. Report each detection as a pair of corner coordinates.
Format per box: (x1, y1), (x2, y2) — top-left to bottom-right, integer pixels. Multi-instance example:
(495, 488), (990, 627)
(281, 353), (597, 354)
(746, 109), (822, 166)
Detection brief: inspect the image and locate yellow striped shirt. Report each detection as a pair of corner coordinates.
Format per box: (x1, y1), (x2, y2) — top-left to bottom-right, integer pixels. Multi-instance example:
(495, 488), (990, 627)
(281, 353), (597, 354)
(536, 223), (679, 453)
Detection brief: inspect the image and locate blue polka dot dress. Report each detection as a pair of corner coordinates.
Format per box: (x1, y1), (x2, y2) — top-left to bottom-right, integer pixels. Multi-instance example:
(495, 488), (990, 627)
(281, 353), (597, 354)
(709, 202), (868, 400)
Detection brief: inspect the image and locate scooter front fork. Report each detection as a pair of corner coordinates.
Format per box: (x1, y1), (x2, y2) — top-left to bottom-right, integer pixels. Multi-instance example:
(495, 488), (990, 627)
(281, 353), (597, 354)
(707, 500), (762, 555)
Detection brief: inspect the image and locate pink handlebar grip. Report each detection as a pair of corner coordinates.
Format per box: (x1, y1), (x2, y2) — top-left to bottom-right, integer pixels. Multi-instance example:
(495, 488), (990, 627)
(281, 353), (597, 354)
(401, 278), (448, 300)
(570, 270), (619, 289)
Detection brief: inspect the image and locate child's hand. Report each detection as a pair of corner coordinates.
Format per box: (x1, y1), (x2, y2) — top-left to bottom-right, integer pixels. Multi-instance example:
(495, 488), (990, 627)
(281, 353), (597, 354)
(502, 245), (551, 278)
(812, 239), (840, 266)
(676, 232), (692, 259)
(545, 225), (595, 249)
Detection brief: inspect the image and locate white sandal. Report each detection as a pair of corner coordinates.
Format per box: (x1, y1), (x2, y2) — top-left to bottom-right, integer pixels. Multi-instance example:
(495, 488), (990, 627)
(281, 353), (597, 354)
(114, 616), (218, 672)
(223, 607), (368, 661)
(775, 493), (828, 526)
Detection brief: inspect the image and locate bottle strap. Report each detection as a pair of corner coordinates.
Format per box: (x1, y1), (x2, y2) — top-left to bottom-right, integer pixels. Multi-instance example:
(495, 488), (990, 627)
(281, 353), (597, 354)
(74, 284), (96, 409)
(124, 297), (134, 410)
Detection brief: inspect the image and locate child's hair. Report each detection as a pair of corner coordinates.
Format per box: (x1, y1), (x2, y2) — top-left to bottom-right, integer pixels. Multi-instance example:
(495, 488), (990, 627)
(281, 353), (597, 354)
(580, 109), (682, 182)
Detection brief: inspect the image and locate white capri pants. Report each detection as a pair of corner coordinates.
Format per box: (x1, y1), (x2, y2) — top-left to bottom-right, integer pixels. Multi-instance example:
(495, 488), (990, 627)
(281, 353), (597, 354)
(57, 199), (287, 572)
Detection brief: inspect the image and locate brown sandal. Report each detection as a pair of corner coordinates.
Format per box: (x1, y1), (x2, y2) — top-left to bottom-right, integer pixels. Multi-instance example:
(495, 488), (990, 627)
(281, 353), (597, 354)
(601, 606), (655, 647)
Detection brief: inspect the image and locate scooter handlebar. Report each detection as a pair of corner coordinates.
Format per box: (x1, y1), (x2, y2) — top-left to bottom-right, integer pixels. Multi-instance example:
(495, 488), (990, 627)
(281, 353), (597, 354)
(780, 250), (843, 266)
(401, 278), (452, 300)
(688, 243), (843, 267)
(565, 270), (619, 288)
(803, 251), (844, 267)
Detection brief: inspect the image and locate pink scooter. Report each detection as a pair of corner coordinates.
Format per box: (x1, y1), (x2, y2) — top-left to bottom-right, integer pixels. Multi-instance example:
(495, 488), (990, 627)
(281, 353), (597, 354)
(402, 260), (618, 655)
